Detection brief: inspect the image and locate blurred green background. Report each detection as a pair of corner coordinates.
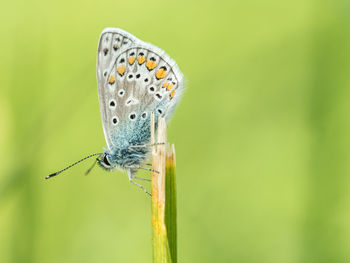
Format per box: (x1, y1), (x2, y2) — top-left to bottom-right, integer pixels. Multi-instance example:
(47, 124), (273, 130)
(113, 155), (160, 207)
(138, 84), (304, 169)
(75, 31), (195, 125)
(1, 0), (350, 262)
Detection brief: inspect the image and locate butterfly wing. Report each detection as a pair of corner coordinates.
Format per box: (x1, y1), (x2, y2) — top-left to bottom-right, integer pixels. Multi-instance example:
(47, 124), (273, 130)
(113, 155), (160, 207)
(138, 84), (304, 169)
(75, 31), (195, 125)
(97, 29), (184, 150)
(97, 28), (141, 149)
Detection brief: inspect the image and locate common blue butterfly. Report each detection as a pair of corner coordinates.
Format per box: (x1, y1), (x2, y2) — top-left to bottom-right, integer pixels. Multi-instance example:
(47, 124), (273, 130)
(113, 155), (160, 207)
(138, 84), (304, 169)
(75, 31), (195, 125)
(47, 28), (184, 195)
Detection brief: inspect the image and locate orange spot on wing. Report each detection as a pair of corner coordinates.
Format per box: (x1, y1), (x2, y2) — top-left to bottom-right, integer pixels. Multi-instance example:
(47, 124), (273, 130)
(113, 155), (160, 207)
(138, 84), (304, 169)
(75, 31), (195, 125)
(146, 60), (157, 70)
(117, 65), (125, 76)
(170, 90), (175, 99)
(108, 75), (115, 84)
(156, 68), (166, 79)
(138, 56), (146, 64)
(166, 83), (174, 91)
(128, 56), (135, 65)
(162, 82), (169, 88)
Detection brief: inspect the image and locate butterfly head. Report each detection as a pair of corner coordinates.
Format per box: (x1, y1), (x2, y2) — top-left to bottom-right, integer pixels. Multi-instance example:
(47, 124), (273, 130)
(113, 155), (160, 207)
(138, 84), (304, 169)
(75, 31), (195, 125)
(97, 152), (116, 170)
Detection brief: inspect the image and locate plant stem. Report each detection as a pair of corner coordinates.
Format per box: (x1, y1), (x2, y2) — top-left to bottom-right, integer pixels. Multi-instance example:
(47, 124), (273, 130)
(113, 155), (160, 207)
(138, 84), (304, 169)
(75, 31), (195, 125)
(151, 114), (177, 263)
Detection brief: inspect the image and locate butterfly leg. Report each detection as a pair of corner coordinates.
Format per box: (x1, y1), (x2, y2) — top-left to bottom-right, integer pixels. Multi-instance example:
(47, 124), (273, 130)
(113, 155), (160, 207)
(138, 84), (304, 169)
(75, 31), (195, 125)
(85, 158), (99, 175)
(127, 169), (151, 196)
(126, 165), (159, 174)
(132, 175), (151, 182)
(130, 166), (159, 174)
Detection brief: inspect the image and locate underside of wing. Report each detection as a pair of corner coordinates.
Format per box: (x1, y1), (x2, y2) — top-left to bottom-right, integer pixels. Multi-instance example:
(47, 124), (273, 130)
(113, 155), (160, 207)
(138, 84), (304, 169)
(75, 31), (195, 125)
(97, 29), (184, 150)
(97, 28), (140, 149)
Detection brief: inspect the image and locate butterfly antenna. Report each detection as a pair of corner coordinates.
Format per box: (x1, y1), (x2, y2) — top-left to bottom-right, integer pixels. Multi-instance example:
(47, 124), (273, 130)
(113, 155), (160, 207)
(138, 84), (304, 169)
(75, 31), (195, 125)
(85, 158), (99, 175)
(46, 153), (102, 179)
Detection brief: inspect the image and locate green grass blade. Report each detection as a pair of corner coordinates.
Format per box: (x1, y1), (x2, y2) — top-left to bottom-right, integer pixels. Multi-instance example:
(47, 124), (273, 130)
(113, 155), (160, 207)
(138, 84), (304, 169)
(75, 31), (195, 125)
(165, 145), (177, 263)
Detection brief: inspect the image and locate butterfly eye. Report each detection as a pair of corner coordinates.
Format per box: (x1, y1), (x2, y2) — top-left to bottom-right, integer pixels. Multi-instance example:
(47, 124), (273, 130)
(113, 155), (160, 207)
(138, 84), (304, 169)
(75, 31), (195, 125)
(103, 155), (111, 166)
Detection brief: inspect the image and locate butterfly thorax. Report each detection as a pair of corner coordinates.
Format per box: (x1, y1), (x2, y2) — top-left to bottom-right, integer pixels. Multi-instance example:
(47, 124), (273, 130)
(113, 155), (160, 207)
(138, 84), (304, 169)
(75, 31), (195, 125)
(107, 144), (149, 168)
(98, 118), (151, 170)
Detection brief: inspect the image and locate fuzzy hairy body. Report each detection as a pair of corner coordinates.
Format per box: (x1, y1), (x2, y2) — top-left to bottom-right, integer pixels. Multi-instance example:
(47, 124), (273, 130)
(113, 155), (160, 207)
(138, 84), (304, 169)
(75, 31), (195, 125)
(100, 115), (152, 170)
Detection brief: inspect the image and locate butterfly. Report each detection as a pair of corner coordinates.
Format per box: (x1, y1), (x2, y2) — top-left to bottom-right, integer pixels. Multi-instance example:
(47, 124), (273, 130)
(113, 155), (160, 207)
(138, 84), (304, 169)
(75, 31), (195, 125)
(47, 28), (184, 195)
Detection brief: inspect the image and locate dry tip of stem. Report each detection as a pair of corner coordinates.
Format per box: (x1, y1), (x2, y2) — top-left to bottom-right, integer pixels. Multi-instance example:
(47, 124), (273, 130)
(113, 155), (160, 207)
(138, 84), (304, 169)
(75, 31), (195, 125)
(151, 113), (177, 263)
